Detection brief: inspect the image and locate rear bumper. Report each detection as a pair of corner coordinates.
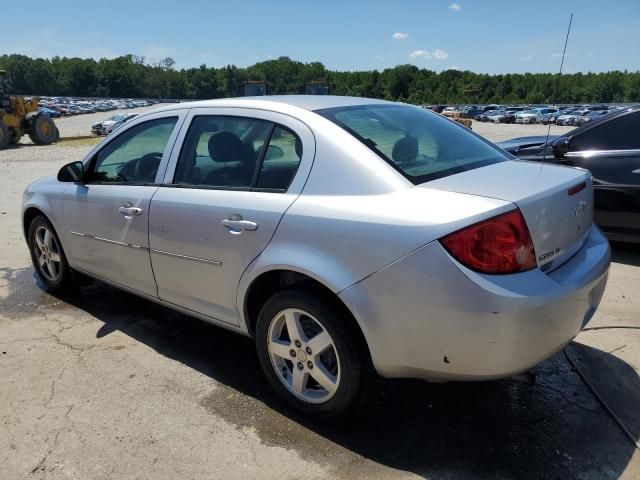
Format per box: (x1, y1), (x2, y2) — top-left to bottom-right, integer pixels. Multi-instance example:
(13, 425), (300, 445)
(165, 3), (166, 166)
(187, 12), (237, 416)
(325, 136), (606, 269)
(339, 225), (610, 381)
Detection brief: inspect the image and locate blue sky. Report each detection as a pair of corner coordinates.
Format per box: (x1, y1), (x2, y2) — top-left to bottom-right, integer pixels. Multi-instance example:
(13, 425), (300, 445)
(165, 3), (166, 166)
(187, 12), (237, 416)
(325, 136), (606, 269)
(4, 0), (639, 73)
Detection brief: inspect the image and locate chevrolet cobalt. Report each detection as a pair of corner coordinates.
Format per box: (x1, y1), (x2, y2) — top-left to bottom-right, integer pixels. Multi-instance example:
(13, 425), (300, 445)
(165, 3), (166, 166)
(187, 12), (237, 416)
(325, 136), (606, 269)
(23, 96), (610, 416)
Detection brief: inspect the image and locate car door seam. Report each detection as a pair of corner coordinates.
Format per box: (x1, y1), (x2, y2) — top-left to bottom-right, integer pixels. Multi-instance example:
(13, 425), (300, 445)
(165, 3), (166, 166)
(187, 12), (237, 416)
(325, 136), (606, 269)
(147, 186), (161, 298)
(234, 127), (318, 313)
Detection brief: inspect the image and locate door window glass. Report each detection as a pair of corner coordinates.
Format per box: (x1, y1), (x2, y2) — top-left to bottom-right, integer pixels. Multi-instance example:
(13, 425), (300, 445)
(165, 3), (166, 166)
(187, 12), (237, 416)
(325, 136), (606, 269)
(256, 126), (302, 190)
(570, 111), (640, 151)
(174, 116), (272, 188)
(90, 117), (178, 183)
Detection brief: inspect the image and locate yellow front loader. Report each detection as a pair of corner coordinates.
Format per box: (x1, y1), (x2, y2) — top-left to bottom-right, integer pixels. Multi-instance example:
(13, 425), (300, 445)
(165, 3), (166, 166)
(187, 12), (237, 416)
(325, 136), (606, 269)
(0, 69), (58, 148)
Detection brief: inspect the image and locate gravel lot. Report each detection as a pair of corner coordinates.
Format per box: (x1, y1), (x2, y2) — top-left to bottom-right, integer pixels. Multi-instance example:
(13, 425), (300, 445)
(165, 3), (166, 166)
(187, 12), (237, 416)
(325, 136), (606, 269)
(472, 121), (574, 142)
(1, 109), (639, 479)
(16, 105), (162, 143)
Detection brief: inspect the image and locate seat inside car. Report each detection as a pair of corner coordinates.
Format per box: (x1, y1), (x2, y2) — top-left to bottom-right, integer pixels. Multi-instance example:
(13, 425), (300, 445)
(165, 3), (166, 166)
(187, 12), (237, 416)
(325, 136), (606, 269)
(256, 135), (303, 189)
(204, 131), (256, 186)
(392, 135), (418, 165)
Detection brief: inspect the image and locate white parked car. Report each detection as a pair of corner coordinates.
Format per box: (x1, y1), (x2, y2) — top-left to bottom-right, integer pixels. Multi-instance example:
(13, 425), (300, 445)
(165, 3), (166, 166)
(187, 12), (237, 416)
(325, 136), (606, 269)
(516, 108), (558, 124)
(103, 113), (139, 135)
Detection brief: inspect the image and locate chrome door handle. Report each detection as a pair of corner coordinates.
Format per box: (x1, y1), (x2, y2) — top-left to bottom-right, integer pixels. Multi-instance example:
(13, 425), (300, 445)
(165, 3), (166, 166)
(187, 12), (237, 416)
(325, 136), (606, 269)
(632, 169), (640, 174)
(222, 217), (258, 234)
(118, 206), (143, 216)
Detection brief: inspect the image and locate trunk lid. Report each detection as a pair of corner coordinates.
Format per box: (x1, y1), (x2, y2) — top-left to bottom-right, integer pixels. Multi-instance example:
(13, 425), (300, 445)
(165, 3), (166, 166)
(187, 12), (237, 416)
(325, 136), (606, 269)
(424, 160), (593, 271)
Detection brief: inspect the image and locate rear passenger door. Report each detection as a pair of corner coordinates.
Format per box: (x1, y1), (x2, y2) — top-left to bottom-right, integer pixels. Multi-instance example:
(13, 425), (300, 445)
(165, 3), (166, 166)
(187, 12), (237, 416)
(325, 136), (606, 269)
(149, 108), (314, 325)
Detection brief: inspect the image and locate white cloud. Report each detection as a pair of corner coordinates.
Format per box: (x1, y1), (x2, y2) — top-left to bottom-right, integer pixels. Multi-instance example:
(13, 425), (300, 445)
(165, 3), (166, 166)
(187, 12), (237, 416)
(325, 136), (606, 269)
(409, 49), (448, 61)
(432, 49), (448, 60)
(375, 54), (385, 60)
(392, 32), (409, 40)
(521, 54), (534, 61)
(449, 65), (462, 70)
(409, 49), (431, 60)
(588, 52), (596, 59)
(449, 3), (461, 12)
(266, 54), (274, 60)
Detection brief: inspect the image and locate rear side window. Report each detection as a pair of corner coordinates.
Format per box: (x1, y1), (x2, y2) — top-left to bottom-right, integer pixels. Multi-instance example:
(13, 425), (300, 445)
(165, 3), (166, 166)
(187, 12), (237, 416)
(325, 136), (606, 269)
(174, 116), (272, 188)
(570, 111), (640, 151)
(256, 126), (302, 189)
(317, 104), (508, 184)
(174, 115), (302, 191)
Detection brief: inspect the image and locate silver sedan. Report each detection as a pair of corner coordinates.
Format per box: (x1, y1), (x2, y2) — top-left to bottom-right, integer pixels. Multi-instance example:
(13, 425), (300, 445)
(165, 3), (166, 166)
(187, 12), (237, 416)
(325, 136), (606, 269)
(22, 96), (610, 417)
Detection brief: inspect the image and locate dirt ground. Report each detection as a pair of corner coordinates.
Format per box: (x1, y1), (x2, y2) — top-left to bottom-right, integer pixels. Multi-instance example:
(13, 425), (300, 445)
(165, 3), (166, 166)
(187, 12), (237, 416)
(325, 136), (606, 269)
(1, 110), (639, 479)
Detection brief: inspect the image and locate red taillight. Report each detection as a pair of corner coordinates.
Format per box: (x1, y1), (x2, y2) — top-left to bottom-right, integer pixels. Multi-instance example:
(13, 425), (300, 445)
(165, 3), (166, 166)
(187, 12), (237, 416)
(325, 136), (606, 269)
(568, 181), (586, 196)
(440, 209), (536, 274)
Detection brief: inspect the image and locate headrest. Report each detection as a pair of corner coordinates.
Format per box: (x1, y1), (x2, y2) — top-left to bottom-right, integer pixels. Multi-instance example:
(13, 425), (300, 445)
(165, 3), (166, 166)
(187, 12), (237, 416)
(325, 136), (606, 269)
(392, 135), (418, 164)
(294, 136), (303, 158)
(208, 131), (247, 163)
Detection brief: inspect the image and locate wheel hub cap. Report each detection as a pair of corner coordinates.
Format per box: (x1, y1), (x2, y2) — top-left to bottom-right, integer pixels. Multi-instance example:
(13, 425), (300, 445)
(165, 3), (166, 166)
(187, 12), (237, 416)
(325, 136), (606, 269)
(267, 308), (340, 404)
(34, 225), (62, 282)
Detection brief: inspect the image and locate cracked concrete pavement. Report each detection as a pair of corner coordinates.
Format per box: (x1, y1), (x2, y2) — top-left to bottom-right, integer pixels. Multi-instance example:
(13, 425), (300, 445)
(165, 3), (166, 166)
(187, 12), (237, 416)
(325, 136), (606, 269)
(1, 120), (639, 479)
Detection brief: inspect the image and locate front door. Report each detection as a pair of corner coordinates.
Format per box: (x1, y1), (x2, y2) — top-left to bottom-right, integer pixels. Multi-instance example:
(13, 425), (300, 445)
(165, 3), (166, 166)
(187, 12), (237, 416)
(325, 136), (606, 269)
(149, 109), (313, 325)
(62, 114), (183, 296)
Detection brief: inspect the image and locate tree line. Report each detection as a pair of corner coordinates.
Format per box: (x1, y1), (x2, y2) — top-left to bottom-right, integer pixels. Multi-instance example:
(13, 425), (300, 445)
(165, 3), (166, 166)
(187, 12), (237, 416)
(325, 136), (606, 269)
(1, 53), (639, 105)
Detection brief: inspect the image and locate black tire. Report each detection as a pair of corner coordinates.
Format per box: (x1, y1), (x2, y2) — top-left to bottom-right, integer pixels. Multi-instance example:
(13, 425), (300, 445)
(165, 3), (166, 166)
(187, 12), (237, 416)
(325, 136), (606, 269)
(9, 129), (22, 145)
(27, 215), (75, 293)
(28, 116), (57, 145)
(256, 290), (367, 418)
(0, 122), (9, 148)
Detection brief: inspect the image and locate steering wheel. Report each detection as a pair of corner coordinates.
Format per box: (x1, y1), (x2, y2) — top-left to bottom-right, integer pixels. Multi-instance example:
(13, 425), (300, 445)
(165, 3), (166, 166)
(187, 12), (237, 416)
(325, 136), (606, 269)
(133, 152), (163, 182)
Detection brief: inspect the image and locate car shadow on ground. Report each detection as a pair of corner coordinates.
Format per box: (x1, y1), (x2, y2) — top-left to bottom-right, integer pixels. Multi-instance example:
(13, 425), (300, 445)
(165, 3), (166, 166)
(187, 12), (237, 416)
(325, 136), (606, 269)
(610, 242), (640, 267)
(4, 266), (639, 479)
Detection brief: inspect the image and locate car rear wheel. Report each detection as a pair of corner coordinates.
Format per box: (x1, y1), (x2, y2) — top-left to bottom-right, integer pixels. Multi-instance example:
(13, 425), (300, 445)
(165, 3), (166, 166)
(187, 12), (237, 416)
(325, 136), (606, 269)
(28, 215), (75, 292)
(255, 290), (366, 417)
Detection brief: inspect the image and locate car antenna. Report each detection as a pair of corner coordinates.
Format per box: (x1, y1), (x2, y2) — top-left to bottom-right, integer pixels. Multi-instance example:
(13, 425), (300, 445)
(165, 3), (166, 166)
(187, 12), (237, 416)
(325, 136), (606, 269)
(543, 13), (573, 163)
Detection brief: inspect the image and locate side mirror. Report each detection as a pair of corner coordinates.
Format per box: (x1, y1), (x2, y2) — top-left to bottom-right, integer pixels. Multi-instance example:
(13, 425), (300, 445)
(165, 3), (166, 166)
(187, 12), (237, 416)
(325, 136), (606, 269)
(57, 161), (85, 182)
(551, 137), (570, 158)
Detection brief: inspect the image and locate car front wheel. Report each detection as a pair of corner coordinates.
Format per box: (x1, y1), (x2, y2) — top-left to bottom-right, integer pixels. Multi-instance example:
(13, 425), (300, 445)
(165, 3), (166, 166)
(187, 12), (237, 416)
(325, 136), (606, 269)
(255, 290), (366, 417)
(28, 215), (75, 292)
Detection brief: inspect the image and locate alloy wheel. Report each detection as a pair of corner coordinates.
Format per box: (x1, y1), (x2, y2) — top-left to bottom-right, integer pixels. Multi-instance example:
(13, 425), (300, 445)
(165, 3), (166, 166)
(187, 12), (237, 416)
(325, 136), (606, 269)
(267, 308), (341, 404)
(33, 225), (62, 282)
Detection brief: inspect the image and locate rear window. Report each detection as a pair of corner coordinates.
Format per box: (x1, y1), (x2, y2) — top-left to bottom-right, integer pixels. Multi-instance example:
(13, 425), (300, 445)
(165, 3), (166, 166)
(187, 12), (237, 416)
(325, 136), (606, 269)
(316, 104), (508, 183)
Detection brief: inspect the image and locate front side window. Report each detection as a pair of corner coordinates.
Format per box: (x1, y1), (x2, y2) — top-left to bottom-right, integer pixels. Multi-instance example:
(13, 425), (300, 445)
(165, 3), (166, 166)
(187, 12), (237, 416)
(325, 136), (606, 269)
(570, 111), (640, 151)
(90, 117), (178, 184)
(174, 116), (303, 191)
(317, 104), (508, 184)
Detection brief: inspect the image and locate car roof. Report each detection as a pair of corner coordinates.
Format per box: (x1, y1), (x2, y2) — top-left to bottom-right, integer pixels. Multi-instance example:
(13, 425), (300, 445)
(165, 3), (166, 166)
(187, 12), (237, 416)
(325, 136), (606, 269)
(149, 95), (396, 114)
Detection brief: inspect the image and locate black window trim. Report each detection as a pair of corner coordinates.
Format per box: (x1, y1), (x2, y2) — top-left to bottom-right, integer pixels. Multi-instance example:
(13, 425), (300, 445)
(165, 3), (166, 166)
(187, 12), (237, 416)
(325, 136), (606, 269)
(84, 116), (179, 186)
(169, 114), (302, 193)
(316, 104), (509, 184)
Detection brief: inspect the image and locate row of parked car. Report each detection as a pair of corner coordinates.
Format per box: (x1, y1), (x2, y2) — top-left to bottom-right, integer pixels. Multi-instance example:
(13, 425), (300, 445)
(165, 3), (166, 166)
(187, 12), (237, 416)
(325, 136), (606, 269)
(38, 97), (159, 118)
(432, 104), (634, 127)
